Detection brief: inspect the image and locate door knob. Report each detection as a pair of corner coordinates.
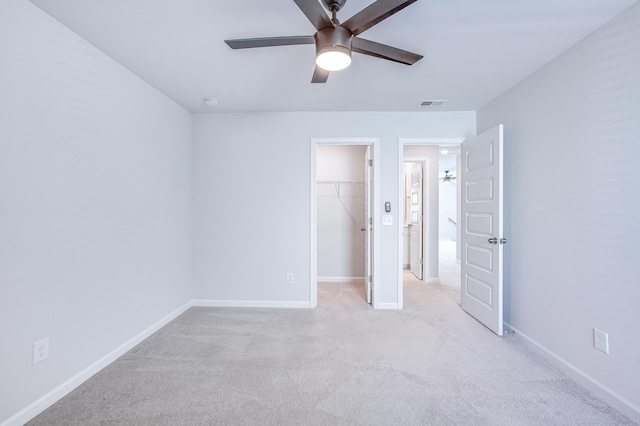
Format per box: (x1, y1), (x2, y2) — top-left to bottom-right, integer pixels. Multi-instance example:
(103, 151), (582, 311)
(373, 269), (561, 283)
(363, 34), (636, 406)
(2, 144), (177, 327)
(488, 237), (498, 244)
(361, 228), (367, 231)
(500, 238), (507, 244)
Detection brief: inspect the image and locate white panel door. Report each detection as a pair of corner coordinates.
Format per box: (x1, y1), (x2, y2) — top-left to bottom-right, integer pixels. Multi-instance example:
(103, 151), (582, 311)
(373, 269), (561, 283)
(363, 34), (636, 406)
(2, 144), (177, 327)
(409, 165), (423, 279)
(364, 146), (372, 304)
(461, 125), (505, 336)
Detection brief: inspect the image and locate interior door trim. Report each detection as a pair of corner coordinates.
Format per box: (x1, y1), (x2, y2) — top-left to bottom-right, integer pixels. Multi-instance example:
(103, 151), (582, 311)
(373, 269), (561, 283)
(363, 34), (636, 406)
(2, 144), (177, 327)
(310, 138), (380, 309)
(397, 138), (464, 310)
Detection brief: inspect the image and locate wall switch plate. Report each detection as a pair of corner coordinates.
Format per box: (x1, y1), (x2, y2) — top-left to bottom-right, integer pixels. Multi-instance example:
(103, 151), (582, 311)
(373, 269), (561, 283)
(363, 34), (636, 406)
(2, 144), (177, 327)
(286, 273), (294, 284)
(33, 338), (49, 365)
(382, 215), (393, 226)
(593, 328), (609, 354)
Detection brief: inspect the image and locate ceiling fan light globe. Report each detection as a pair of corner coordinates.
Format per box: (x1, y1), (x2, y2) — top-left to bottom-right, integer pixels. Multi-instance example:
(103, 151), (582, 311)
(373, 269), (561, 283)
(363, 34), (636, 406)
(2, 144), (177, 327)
(316, 47), (351, 71)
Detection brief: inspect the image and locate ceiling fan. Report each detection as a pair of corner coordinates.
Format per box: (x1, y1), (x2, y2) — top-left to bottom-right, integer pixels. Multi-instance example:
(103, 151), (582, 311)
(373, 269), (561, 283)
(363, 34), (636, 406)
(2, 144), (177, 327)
(224, 0), (423, 83)
(441, 170), (456, 183)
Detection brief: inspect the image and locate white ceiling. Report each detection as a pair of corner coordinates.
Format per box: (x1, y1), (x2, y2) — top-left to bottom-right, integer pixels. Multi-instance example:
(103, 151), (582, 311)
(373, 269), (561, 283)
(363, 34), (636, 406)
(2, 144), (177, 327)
(29, 0), (638, 113)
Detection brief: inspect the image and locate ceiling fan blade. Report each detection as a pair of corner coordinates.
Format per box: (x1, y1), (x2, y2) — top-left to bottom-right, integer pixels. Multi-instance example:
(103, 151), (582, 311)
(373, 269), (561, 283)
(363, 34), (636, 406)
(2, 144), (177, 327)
(311, 66), (330, 83)
(225, 36), (315, 49)
(342, 0), (417, 36)
(352, 37), (422, 65)
(293, 0), (333, 31)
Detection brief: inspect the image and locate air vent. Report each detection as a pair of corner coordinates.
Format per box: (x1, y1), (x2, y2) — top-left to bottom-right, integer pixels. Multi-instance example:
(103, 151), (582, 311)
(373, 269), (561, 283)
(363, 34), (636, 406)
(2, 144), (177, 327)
(419, 100), (447, 107)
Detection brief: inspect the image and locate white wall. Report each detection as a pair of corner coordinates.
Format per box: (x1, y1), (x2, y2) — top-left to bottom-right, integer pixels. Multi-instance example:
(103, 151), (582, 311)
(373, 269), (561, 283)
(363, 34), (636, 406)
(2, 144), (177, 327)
(192, 112), (475, 306)
(438, 156), (458, 240)
(317, 145), (366, 280)
(438, 181), (457, 241)
(0, 1), (192, 423)
(477, 2), (640, 419)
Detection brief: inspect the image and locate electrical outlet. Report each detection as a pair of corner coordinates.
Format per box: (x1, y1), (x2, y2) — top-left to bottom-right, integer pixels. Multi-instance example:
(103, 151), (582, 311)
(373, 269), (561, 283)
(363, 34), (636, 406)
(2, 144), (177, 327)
(33, 338), (49, 365)
(593, 328), (609, 354)
(286, 273), (294, 284)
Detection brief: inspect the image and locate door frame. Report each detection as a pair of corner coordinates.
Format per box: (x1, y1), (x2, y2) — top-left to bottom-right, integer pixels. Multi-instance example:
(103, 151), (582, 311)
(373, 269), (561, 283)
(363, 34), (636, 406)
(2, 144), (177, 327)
(310, 138), (380, 308)
(397, 138), (463, 309)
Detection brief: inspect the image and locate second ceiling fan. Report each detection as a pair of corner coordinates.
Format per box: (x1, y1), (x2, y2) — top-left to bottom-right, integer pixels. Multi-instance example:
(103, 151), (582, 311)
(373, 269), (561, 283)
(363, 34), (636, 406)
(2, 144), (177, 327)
(225, 0), (423, 83)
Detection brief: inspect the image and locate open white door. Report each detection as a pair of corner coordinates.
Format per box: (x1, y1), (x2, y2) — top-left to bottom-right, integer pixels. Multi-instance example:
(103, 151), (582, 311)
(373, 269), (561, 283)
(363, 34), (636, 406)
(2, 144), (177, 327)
(409, 165), (423, 279)
(461, 125), (505, 336)
(364, 146), (372, 304)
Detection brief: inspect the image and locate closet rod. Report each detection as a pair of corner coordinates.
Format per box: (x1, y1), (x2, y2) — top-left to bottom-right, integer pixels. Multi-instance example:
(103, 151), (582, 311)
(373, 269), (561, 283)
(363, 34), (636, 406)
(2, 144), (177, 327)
(317, 180), (365, 184)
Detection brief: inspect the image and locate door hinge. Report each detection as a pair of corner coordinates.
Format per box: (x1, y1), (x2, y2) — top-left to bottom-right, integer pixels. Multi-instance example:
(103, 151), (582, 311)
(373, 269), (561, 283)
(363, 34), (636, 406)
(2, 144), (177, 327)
(368, 159), (372, 167)
(368, 275), (372, 283)
(419, 258), (423, 265)
(369, 217), (372, 225)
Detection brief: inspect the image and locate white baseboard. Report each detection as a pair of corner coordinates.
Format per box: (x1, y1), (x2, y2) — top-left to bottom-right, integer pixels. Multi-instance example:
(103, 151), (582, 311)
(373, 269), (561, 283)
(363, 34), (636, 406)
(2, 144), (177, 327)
(423, 277), (440, 283)
(376, 302), (399, 310)
(2, 302), (192, 426)
(191, 299), (311, 309)
(505, 322), (640, 423)
(317, 276), (365, 283)
(4, 296), (431, 426)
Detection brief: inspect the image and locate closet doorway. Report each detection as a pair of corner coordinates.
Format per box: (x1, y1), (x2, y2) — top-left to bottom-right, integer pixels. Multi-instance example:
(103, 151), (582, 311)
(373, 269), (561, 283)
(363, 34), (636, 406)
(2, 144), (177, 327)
(310, 139), (379, 309)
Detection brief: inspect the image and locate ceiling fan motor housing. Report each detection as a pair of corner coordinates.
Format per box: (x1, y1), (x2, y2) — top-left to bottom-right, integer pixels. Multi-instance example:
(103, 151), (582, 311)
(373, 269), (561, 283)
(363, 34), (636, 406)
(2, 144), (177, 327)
(315, 26), (353, 58)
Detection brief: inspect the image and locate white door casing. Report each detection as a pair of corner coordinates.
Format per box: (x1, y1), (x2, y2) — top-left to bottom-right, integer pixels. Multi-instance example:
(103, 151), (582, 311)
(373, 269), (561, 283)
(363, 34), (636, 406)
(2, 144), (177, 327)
(310, 138), (379, 309)
(398, 139), (465, 310)
(461, 125), (505, 336)
(364, 146), (372, 304)
(409, 165), (423, 280)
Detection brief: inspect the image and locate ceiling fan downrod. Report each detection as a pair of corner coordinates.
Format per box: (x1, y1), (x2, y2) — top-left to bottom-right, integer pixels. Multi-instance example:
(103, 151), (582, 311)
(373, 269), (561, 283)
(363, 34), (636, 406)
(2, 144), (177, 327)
(325, 0), (346, 24)
(324, 0), (347, 12)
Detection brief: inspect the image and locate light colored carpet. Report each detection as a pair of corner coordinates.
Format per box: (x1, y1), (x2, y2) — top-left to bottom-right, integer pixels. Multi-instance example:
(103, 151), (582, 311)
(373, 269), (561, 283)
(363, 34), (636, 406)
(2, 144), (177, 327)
(29, 246), (635, 425)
